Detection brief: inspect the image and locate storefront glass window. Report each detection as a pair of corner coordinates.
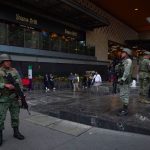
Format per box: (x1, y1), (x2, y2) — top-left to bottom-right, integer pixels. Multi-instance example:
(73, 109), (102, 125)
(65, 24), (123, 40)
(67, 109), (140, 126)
(39, 31), (49, 50)
(24, 29), (39, 49)
(0, 21), (95, 56)
(0, 22), (7, 45)
(8, 24), (24, 47)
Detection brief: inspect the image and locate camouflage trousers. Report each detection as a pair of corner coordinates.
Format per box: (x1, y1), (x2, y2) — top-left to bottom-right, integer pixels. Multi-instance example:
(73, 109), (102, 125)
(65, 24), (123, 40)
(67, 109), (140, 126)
(139, 78), (150, 98)
(0, 99), (20, 130)
(119, 84), (130, 105)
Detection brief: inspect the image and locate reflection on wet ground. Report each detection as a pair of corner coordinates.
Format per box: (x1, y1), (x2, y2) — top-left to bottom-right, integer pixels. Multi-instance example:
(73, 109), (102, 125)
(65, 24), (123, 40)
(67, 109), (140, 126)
(26, 87), (150, 135)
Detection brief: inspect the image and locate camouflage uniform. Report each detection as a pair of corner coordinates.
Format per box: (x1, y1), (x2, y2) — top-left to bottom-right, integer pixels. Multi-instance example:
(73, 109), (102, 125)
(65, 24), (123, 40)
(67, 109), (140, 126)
(0, 54), (24, 146)
(0, 66), (22, 130)
(116, 48), (132, 116)
(139, 51), (150, 103)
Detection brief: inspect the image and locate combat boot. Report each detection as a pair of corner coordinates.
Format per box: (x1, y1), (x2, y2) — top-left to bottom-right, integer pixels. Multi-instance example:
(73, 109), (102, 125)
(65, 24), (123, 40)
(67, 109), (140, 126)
(13, 127), (25, 140)
(117, 105), (128, 116)
(0, 130), (3, 146)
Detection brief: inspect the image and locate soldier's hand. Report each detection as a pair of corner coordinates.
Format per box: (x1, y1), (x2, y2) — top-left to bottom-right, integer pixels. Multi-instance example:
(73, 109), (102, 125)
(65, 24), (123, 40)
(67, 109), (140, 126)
(119, 80), (124, 85)
(4, 84), (15, 90)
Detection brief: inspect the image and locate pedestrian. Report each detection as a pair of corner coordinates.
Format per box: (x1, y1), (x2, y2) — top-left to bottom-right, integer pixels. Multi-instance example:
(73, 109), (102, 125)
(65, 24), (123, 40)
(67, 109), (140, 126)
(68, 72), (74, 89)
(82, 74), (88, 89)
(87, 73), (93, 88)
(91, 72), (102, 92)
(73, 73), (80, 92)
(49, 74), (56, 90)
(108, 63), (114, 82)
(0, 54), (25, 146)
(43, 73), (50, 92)
(139, 51), (150, 103)
(116, 48), (132, 116)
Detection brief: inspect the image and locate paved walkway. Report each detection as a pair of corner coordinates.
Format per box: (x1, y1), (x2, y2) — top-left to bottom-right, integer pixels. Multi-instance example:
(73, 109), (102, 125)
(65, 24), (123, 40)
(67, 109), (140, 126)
(26, 88), (150, 135)
(1, 109), (150, 150)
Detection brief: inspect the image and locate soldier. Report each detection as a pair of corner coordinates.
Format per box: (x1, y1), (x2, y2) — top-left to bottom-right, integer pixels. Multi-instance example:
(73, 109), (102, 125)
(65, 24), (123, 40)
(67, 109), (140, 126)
(0, 54), (24, 146)
(139, 51), (150, 103)
(116, 48), (132, 116)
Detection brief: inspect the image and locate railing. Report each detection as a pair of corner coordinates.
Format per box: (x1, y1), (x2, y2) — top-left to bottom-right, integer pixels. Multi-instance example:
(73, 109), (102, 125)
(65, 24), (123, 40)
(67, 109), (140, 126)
(0, 22), (95, 56)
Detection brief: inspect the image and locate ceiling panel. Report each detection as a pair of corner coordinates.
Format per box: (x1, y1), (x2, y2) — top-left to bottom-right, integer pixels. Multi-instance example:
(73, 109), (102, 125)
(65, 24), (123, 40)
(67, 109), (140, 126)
(0, 0), (109, 30)
(91, 0), (150, 32)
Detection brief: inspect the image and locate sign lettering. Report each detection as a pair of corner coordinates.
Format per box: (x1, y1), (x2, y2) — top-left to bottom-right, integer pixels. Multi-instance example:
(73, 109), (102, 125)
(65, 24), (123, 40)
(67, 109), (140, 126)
(16, 14), (37, 25)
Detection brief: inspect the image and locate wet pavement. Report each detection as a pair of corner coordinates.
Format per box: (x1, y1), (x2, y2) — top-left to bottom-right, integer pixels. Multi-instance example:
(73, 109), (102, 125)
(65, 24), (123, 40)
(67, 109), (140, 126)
(2, 110), (150, 150)
(26, 86), (150, 135)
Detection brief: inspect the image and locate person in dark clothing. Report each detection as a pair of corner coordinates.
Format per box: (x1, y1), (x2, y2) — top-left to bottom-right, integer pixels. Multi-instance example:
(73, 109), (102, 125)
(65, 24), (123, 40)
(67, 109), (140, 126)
(49, 74), (55, 90)
(82, 75), (88, 89)
(87, 73), (93, 88)
(68, 73), (74, 89)
(44, 74), (49, 92)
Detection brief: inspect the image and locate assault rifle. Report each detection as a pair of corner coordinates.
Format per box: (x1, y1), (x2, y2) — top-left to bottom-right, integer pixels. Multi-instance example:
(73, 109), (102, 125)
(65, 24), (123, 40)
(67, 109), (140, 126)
(115, 62), (124, 79)
(5, 73), (30, 115)
(111, 61), (124, 93)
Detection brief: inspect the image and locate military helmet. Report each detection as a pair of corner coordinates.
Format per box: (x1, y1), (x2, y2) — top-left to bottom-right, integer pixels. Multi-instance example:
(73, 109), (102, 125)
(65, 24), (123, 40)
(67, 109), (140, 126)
(143, 51), (150, 55)
(122, 48), (132, 55)
(0, 54), (12, 63)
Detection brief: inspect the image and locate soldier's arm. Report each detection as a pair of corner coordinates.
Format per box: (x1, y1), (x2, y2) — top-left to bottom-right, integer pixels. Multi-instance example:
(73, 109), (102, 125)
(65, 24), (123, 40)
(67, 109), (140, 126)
(121, 59), (132, 81)
(0, 71), (5, 89)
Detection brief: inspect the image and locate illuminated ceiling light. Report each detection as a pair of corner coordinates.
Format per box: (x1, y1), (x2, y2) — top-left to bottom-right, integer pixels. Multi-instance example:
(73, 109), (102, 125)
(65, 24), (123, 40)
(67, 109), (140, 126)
(134, 8), (139, 11)
(146, 17), (150, 23)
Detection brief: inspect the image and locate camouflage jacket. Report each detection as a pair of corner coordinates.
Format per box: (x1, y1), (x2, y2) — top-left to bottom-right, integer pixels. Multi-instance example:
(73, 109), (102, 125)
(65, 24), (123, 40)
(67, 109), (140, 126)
(0, 67), (22, 102)
(139, 58), (150, 79)
(116, 58), (132, 83)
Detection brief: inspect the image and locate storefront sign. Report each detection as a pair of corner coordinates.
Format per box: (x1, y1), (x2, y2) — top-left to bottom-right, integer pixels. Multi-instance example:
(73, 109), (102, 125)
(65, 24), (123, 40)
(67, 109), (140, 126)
(16, 13), (37, 25)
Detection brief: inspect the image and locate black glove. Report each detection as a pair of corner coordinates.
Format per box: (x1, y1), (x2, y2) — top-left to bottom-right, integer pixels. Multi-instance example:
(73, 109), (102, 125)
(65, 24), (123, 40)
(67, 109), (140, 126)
(119, 79), (124, 85)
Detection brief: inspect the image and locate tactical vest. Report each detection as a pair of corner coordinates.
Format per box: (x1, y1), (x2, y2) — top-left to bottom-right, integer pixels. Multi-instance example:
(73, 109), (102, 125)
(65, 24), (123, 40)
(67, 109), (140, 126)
(115, 62), (124, 78)
(0, 68), (17, 97)
(115, 58), (132, 84)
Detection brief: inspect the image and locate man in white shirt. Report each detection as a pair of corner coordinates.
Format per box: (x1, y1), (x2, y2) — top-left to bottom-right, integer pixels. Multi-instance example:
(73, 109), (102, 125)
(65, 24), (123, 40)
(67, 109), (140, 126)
(73, 73), (80, 91)
(92, 72), (102, 91)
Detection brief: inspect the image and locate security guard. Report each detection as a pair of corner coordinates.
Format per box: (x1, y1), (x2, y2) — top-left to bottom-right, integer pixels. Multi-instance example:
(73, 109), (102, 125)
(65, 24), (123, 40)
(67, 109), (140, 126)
(0, 54), (24, 146)
(116, 48), (132, 116)
(139, 51), (150, 103)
